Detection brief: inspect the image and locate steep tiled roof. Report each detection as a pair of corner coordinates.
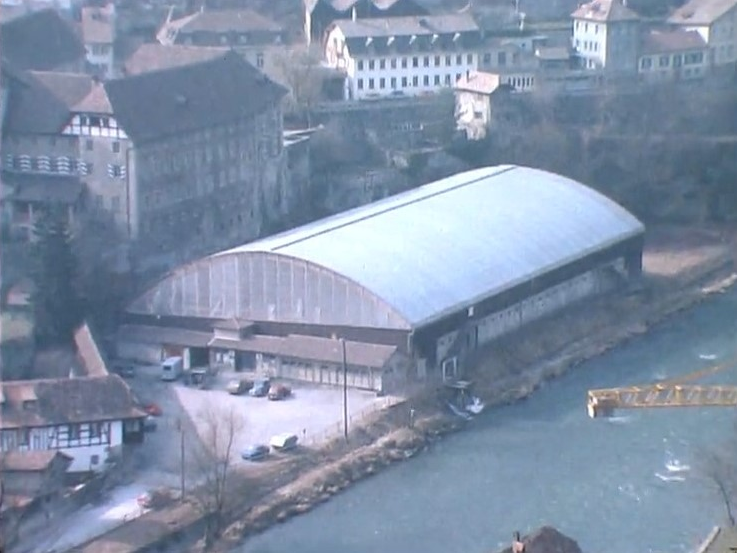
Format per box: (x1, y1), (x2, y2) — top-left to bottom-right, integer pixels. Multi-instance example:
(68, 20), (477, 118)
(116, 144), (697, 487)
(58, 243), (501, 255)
(641, 29), (707, 54)
(172, 9), (283, 34)
(454, 70), (501, 94)
(81, 4), (115, 44)
(0, 375), (146, 430)
(0, 450), (73, 472)
(668, 0), (737, 25)
(3, 69), (93, 134)
(123, 44), (227, 76)
(74, 323), (110, 377)
(0, 9), (85, 71)
(336, 13), (478, 38)
(571, 0), (639, 22)
(73, 83), (113, 114)
(103, 49), (286, 143)
(336, 14), (482, 55)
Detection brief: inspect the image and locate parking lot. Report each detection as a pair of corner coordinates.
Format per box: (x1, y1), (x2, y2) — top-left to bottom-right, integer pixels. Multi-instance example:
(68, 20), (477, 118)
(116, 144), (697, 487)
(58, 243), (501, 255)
(125, 364), (385, 489)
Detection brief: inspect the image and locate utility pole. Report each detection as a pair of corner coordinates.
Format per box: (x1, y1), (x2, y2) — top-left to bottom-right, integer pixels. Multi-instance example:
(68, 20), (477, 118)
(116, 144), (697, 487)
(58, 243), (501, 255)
(177, 418), (185, 499)
(341, 338), (349, 441)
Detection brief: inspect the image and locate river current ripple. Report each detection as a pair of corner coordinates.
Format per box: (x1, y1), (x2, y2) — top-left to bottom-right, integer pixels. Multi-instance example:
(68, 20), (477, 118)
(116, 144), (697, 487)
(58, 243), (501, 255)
(240, 289), (737, 553)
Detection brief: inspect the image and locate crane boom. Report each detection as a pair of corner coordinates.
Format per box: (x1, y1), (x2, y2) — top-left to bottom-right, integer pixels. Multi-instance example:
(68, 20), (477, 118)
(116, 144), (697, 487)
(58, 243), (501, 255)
(587, 355), (737, 418)
(587, 384), (737, 418)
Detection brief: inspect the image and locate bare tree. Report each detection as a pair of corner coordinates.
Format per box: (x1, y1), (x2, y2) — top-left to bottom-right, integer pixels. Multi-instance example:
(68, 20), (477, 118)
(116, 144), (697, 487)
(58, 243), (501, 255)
(701, 445), (737, 527)
(273, 44), (325, 126)
(188, 405), (245, 548)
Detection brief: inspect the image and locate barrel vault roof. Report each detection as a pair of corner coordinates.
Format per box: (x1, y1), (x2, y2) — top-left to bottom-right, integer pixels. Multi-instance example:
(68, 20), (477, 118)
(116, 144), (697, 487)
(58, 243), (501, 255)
(129, 165), (644, 329)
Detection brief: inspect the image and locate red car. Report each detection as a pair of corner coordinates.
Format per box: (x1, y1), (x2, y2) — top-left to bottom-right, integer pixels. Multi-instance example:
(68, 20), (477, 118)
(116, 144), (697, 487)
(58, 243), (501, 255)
(143, 403), (163, 417)
(267, 384), (291, 401)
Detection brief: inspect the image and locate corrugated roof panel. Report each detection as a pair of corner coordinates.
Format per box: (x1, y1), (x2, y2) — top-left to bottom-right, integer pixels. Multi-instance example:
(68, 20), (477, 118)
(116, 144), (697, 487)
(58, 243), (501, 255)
(218, 165), (644, 327)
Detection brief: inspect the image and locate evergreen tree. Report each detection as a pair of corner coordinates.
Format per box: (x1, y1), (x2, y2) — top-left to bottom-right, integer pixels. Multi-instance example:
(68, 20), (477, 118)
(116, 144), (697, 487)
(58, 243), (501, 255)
(29, 206), (84, 347)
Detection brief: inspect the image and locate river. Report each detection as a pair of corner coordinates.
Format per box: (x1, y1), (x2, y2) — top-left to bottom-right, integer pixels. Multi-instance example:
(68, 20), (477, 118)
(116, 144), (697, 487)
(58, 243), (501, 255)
(240, 289), (737, 553)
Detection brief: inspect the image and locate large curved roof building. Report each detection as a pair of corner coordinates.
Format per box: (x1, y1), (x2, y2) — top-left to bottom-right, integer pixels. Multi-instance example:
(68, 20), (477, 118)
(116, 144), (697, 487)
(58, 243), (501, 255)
(123, 166), (644, 389)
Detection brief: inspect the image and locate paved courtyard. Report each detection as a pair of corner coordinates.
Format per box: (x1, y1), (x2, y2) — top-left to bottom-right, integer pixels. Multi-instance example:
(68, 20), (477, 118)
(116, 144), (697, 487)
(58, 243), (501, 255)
(126, 364), (386, 488)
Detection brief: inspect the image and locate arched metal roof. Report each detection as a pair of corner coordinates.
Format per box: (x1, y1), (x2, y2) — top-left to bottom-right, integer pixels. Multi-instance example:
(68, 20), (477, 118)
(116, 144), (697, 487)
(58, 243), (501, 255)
(128, 165), (644, 330)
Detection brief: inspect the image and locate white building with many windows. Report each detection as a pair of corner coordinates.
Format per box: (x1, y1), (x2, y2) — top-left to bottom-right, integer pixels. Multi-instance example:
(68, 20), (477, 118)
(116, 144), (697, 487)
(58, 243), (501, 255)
(668, 0), (737, 67)
(324, 14), (483, 100)
(638, 29), (709, 81)
(571, 0), (640, 72)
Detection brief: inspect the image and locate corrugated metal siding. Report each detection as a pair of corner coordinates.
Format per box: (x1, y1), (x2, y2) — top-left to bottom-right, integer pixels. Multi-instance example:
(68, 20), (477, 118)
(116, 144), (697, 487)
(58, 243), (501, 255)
(129, 165), (644, 329)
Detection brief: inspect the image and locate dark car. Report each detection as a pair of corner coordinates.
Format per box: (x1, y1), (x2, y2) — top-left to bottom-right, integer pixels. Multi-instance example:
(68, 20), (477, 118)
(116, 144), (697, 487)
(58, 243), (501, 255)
(249, 378), (271, 397)
(227, 378), (254, 395)
(268, 384), (291, 401)
(112, 362), (135, 378)
(241, 444), (270, 461)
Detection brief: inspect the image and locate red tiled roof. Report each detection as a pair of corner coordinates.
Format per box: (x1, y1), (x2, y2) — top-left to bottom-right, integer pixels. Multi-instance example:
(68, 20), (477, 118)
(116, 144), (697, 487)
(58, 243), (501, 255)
(641, 29), (707, 54)
(0, 450), (73, 472)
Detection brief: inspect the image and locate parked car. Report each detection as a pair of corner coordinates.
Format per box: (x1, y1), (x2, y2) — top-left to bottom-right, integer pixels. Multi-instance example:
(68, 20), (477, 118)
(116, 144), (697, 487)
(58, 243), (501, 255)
(143, 403), (163, 417)
(249, 378), (271, 397)
(270, 433), (298, 452)
(143, 415), (158, 432)
(227, 378), (253, 395)
(112, 362), (135, 378)
(268, 384), (291, 401)
(241, 444), (270, 461)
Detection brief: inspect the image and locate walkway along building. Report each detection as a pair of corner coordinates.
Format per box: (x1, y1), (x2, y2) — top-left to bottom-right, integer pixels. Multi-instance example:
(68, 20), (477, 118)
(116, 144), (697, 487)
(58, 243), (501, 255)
(121, 165), (645, 391)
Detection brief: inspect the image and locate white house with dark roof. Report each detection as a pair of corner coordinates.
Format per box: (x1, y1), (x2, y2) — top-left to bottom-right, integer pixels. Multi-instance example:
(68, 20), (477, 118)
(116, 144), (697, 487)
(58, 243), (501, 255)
(668, 0), (737, 67)
(324, 13), (483, 100)
(571, 0), (640, 72)
(638, 29), (709, 81)
(0, 324), (146, 473)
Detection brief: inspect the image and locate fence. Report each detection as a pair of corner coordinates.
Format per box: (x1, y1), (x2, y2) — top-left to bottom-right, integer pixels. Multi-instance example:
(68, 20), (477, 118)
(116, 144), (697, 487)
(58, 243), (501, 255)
(304, 395), (406, 447)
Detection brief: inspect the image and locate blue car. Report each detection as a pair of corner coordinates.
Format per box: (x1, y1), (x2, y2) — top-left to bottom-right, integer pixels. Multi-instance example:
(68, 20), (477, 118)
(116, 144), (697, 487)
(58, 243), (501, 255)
(241, 444), (270, 461)
(249, 378), (271, 397)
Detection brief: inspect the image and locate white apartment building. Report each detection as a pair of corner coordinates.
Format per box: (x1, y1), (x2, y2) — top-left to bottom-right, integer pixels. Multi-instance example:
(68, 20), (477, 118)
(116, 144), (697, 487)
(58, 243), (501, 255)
(638, 29), (709, 81)
(324, 14), (483, 100)
(81, 3), (116, 79)
(0, 375), (146, 472)
(571, 0), (640, 72)
(668, 0), (737, 66)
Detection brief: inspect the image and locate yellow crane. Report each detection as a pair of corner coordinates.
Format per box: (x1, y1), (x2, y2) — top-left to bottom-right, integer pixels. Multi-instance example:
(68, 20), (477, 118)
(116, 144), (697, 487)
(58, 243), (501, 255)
(587, 357), (737, 418)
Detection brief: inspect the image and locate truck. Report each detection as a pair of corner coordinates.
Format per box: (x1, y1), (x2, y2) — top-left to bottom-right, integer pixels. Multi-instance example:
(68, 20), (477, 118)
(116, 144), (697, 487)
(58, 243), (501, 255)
(161, 356), (183, 381)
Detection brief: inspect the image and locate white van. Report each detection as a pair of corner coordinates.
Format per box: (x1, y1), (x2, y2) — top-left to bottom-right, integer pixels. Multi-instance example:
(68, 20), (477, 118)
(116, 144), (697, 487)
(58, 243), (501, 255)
(269, 433), (298, 452)
(161, 356), (183, 381)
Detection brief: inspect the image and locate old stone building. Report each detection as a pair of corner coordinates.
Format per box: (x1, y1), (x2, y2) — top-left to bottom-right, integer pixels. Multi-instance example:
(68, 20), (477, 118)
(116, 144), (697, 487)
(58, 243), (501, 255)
(156, 8), (289, 82)
(62, 49), (289, 273)
(1, 67), (94, 240)
(2, 51), (290, 274)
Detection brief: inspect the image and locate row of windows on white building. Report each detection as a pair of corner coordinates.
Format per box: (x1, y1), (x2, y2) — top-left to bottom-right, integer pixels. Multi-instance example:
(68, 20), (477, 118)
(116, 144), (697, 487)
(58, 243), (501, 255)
(358, 72), (465, 90)
(357, 52), (475, 71)
(640, 51), (705, 69)
(3, 154), (126, 179)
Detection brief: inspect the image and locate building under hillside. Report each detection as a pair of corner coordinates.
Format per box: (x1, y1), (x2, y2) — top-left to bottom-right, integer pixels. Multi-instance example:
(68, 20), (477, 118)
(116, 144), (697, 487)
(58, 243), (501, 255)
(120, 165), (645, 392)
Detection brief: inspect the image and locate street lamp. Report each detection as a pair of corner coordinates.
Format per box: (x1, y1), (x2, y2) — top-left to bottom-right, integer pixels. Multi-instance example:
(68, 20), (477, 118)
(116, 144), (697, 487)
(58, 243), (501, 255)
(340, 337), (348, 441)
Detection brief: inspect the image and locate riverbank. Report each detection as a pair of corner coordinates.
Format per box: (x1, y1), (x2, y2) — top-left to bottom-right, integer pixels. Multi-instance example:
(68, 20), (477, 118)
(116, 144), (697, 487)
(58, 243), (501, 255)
(78, 225), (736, 553)
(202, 227), (737, 552)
